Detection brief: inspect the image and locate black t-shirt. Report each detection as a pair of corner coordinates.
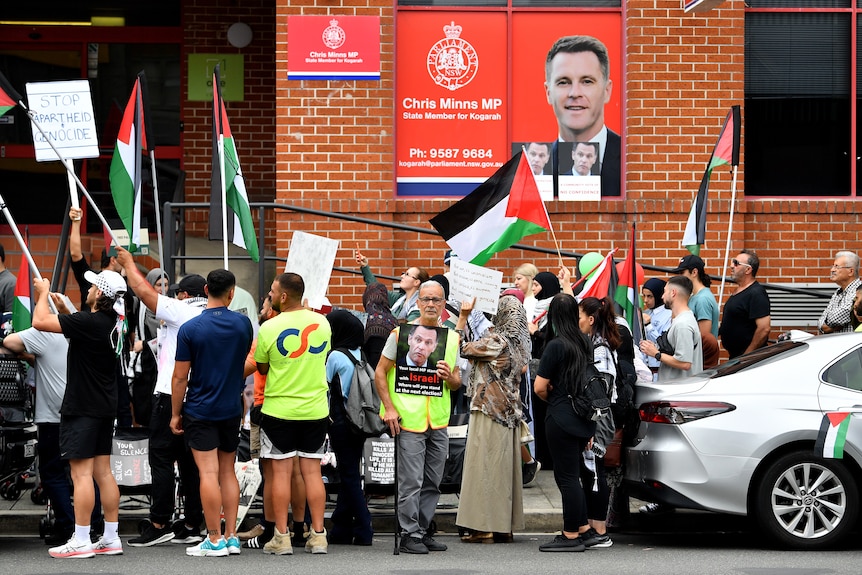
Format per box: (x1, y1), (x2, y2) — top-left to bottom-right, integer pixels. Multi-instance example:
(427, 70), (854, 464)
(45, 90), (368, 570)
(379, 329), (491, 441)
(58, 309), (119, 418)
(536, 339), (596, 438)
(718, 281), (770, 359)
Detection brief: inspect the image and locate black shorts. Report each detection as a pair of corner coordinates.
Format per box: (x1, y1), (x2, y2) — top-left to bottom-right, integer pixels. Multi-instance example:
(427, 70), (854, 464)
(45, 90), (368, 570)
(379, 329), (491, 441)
(183, 414), (241, 453)
(59, 416), (114, 459)
(259, 415), (328, 459)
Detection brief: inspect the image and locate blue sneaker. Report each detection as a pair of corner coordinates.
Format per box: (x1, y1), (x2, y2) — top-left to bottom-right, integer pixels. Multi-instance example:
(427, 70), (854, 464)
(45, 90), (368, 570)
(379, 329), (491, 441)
(226, 536), (241, 555)
(186, 537), (229, 557)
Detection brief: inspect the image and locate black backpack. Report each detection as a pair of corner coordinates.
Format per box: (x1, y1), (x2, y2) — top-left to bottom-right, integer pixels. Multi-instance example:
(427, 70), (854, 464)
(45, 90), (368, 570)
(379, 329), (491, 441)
(332, 348), (387, 438)
(568, 354), (613, 422)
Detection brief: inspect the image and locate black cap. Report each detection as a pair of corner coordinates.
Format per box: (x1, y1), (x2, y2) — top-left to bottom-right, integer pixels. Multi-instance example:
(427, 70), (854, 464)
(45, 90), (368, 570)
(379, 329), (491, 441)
(177, 274), (207, 297)
(670, 254), (705, 274)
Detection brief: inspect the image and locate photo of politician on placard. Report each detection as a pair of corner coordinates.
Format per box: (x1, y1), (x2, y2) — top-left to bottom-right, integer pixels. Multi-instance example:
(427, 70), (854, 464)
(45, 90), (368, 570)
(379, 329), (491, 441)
(394, 324), (448, 397)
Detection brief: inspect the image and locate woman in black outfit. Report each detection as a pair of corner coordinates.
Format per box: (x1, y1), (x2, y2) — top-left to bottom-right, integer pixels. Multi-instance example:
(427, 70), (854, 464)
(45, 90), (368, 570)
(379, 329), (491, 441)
(533, 293), (602, 552)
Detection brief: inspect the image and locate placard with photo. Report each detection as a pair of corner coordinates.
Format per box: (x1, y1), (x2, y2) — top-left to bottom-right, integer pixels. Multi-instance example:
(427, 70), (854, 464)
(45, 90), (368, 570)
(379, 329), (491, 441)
(394, 324), (448, 397)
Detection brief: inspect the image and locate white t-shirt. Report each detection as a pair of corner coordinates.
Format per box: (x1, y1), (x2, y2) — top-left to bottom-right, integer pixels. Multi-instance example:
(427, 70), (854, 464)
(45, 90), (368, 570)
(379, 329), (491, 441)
(153, 295), (207, 395)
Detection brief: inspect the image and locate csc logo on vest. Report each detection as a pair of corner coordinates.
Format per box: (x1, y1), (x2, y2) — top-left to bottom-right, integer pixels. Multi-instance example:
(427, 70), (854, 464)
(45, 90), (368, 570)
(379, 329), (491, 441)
(276, 324), (327, 358)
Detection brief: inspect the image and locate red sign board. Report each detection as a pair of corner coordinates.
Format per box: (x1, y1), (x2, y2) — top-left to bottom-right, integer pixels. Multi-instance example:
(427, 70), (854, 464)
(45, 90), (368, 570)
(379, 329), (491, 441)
(288, 16), (380, 81)
(396, 12), (622, 198)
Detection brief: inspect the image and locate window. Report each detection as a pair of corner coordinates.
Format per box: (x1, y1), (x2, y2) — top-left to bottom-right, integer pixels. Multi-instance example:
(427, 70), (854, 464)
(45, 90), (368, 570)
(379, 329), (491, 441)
(745, 4), (858, 197)
(823, 347), (862, 391)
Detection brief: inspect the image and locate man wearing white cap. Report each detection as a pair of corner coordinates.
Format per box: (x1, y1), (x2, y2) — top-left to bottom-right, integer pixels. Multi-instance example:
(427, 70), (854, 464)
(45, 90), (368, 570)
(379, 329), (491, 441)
(32, 269), (128, 559)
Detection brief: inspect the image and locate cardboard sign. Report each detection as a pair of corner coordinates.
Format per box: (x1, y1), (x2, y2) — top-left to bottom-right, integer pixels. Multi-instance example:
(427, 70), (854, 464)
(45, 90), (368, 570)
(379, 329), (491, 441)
(25, 80), (99, 162)
(111, 433), (151, 487)
(284, 231), (339, 310)
(394, 325), (447, 397)
(449, 258), (503, 315)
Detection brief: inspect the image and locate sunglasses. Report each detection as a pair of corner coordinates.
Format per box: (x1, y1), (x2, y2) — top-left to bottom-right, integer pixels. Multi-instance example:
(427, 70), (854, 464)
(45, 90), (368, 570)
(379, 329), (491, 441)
(731, 258), (751, 268)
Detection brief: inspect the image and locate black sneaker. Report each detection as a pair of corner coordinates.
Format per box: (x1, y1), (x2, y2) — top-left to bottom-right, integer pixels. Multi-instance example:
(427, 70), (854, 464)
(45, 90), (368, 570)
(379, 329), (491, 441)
(44, 529), (73, 546)
(539, 534), (586, 552)
(129, 522), (175, 547)
(399, 535), (429, 554)
(638, 502), (674, 515)
(244, 531), (273, 549)
(421, 534), (447, 551)
(523, 460), (541, 488)
(291, 524), (309, 547)
(581, 528), (613, 549)
(171, 524), (203, 544)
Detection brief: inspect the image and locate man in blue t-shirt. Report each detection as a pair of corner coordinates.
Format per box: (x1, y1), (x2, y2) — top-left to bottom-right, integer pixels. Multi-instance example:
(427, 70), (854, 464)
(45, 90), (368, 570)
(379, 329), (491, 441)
(171, 269), (253, 557)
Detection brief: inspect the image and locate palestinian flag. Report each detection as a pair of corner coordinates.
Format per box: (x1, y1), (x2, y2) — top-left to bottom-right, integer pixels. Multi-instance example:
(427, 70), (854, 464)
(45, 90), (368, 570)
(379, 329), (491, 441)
(430, 152), (551, 266)
(12, 240), (31, 332)
(109, 76), (146, 251)
(0, 71), (21, 117)
(576, 249), (618, 302)
(208, 64), (259, 263)
(613, 224), (641, 336)
(682, 106), (741, 255)
(815, 412), (851, 459)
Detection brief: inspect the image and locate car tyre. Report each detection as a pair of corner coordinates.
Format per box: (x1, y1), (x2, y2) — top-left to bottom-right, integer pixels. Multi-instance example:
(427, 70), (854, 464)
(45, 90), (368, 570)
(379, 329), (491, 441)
(754, 450), (858, 549)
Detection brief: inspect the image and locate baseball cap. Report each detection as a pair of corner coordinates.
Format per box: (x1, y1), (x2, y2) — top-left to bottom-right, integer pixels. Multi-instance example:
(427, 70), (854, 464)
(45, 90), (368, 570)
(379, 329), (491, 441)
(670, 254), (705, 274)
(177, 274), (207, 297)
(83, 269), (126, 299)
(444, 250), (457, 265)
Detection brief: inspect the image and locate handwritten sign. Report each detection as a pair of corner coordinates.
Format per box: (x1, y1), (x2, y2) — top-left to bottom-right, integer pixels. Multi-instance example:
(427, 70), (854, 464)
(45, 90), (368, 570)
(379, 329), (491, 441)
(111, 433), (151, 487)
(449, 258), (503, 315)
(25, 80), (99, 162)
(363, 437), (395, 485)
(285, 231), (339, 309)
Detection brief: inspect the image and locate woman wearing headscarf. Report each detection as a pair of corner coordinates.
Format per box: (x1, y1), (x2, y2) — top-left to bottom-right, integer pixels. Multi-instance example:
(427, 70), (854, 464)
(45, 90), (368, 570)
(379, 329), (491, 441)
(455, 294), (531, 543)
(527, 271), (561, 471)
(325, 310), (374, 546)
(362, 283), (398, 369)
(529, 271), (561, 334)
(641, 278), (672, 377)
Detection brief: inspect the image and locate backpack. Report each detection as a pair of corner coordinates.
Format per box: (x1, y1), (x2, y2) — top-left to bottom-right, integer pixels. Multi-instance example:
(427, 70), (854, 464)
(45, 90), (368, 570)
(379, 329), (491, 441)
(568, 355), (613, 422)
(333, 348), (387, 438)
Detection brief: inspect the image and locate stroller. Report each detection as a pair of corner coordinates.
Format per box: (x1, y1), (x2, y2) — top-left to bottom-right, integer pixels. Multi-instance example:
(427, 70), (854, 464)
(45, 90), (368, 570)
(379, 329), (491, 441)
(0, 353), (37, 501)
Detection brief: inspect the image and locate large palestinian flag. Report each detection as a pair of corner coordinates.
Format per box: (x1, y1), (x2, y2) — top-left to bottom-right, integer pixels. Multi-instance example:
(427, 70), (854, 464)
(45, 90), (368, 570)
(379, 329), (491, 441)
(109, 76), (146, 251)
(430, 152), (551, 266)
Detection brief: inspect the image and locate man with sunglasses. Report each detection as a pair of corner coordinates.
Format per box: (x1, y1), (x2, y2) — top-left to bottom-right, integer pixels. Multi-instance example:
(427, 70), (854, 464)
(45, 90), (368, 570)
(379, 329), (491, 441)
(719, 249), (771, 359)
(375, 280), (461, 554)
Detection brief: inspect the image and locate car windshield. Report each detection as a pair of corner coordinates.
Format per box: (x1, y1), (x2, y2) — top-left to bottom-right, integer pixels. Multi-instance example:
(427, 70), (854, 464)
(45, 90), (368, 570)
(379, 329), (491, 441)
(708, 341), (808, 378)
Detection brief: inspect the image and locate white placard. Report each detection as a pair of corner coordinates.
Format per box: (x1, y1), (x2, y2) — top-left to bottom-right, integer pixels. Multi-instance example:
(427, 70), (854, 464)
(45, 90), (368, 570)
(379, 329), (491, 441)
(449, 258), (503, 316)
(25, 80), (99, 162)
(559, 175), (601, 201)
(284, 231), (339, 309)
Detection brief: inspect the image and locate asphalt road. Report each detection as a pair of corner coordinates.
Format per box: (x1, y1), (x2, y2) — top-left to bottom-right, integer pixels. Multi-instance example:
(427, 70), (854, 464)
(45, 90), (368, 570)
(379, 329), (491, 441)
(5, 514), (862, 575)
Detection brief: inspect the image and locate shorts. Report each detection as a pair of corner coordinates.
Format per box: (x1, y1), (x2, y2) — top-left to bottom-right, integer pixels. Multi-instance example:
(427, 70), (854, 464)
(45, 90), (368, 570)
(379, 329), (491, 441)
(59, 416), (114, 459)
(249, 422), (261, 460)
(259, 415), (328, 460)
(183, 414), (241, 453)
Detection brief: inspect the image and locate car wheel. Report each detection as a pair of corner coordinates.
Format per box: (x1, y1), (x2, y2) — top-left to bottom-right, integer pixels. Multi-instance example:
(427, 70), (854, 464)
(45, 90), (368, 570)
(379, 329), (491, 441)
(755, 451), (858, 549)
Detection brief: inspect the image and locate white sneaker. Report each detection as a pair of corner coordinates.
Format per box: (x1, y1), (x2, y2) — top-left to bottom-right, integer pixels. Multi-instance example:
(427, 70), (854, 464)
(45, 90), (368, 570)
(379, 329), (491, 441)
(49, 535), (95, 559)
(93, 536), (124, 555)
(186, 536), (229, 557)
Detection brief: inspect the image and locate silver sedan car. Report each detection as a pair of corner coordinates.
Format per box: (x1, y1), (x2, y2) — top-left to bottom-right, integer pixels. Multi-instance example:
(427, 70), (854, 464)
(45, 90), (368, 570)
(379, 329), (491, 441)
(626, 333), (862, 549)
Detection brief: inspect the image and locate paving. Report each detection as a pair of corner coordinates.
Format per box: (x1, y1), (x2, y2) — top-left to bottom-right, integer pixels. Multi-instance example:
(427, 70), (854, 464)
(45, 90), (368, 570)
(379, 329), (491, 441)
(0, 469), (582, 538)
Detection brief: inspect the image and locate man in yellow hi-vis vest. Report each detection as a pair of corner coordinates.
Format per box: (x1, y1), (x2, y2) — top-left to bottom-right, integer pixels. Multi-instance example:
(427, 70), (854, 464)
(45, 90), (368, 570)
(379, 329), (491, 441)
(375, 280), (461, 555)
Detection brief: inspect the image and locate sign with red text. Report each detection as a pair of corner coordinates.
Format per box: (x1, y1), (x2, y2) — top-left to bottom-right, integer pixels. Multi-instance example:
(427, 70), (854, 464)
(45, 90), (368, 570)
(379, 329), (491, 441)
(288, 16), (380, 81)
(396, 12), (508, 197)
(396, 12), (622, 198)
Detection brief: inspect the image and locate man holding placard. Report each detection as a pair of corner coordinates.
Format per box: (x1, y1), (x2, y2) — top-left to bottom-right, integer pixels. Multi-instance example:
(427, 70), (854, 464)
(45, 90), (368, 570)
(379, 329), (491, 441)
(375, 280), (461, 554)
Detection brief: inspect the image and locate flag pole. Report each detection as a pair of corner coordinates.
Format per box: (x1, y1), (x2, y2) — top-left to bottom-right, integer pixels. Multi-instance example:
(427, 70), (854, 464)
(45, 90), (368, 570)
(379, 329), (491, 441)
(717, 164), (739, 308)
(14, 100), (120, 248)
(138, 72), (166, 278)
(0, 197), (58, 314)
(522, 146), (564, 267)
(214, 67), (229, 270)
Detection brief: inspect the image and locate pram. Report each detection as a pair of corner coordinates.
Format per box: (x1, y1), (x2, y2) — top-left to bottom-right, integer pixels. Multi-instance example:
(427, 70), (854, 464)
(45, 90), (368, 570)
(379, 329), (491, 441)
(0, 354), (37, 502)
